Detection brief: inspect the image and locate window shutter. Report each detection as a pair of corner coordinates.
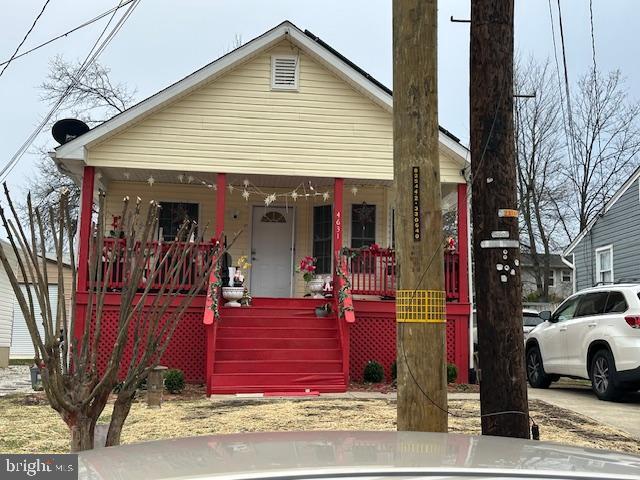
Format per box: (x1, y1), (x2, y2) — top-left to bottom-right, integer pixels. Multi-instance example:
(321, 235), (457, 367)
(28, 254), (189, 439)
(271, 55), (299, 90)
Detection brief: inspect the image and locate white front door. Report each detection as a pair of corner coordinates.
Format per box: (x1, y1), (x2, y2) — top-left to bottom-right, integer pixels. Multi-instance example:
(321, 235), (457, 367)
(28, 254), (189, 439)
(250, 206), (294, 297)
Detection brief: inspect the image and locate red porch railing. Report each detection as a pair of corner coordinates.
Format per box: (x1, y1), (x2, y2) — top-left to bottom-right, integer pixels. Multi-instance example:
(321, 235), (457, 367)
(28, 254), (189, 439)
(96, 239), (216, 292)
(344, 248), (460, 301)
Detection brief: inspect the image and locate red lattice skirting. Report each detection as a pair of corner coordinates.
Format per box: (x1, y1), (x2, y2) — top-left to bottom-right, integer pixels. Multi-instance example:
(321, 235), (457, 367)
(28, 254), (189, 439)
(76, 293), (207, 383)
(350, 300), (470, 384)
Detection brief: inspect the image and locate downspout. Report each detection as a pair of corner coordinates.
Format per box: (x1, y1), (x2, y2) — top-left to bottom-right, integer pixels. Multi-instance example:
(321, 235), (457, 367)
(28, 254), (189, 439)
(560, 253), (575, 295)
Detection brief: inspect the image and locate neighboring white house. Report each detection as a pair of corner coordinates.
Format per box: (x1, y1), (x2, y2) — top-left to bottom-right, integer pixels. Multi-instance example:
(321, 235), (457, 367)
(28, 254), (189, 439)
(0, 242), (18, 367)
(0, 240), (72, 366)
(520, 253), (574, 301)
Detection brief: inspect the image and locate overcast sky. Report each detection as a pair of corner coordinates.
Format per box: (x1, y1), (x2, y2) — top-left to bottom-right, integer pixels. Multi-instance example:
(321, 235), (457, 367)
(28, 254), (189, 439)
(1, 0), (638, 191)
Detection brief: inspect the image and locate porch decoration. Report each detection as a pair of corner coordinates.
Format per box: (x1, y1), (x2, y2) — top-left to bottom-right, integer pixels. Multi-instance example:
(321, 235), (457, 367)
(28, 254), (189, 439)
(335, 256), (354, 318)
(222, 255), (251, 307)
(297, 256), (324, 298)
(147, 175), (155, 186)
(315, 302), (332, 318)
(209, 264), (223, 319)
(221, 286), (244, 307)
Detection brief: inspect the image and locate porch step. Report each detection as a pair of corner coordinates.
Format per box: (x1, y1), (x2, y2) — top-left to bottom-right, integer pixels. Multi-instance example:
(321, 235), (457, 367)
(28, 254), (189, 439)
(210, 303), (347, 394)
(210, 372), (346, 393)
(217, 326), (337, 339)
(218, 316), (336, 327)
(215, 360), (342, 374)
(211, 384), (347, 395)
(216, 348), (342, 361)
(241, 297), (329, 308)
(217, 337), (340, 350)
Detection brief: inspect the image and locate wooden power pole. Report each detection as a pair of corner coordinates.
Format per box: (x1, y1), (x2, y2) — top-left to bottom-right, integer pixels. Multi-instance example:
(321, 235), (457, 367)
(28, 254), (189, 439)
(470, 0), (530, 438)
(394, 0), (448, 432)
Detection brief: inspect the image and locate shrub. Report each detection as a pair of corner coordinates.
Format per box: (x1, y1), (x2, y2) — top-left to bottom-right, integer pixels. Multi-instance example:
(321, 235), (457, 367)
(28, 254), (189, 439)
(164, 369), (185, 394)
(447, 363), (458, 384)
(363, 360), (384, 383)
(391, 361), (397, 381)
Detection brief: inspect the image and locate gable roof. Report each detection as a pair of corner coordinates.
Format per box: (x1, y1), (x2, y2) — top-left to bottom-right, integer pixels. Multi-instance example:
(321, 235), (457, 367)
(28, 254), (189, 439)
(520, 253), (569, 270)
(563, 164), (640, 256)
(53, 21), (468, 165)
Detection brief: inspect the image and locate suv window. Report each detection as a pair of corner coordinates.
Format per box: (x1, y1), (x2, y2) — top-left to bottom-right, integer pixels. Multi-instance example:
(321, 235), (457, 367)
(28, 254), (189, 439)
(605, 291), (628, 313)
(552, 296), (580, 322)
(575, 292), (609, 317)
(523, 313), (543, 327)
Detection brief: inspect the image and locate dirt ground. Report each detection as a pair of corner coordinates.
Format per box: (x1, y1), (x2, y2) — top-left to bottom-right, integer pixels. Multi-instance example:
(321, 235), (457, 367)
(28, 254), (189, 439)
(1, 394), (638, 455)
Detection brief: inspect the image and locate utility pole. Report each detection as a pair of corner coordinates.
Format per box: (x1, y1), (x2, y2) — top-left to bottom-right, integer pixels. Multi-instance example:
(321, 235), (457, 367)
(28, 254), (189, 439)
(394, 0), (448, 432)
(470, 0), (530, 438)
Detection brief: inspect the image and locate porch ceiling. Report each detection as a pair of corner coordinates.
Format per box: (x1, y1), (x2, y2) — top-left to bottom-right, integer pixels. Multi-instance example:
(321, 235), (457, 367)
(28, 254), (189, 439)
(98, 167), (393, 189)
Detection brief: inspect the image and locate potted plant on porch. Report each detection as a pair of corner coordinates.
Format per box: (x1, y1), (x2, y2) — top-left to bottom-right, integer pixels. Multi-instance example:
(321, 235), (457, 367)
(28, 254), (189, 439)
(222, 255), (251, 307)
(298, 256), (324, 298)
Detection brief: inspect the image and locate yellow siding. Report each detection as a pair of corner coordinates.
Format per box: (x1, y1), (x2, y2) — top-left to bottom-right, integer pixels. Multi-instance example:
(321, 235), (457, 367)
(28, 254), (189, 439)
(88, 40), (464, 183)
(104, 182), (397, 297)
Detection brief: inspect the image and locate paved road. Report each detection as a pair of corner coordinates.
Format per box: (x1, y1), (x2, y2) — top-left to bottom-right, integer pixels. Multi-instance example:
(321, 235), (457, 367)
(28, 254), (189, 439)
(528, 383), (640, 440)
(0, 365), (33, 396)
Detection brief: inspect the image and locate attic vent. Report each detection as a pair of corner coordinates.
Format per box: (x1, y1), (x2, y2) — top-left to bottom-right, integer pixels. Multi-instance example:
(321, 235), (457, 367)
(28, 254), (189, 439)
(271, 55), (299, 90)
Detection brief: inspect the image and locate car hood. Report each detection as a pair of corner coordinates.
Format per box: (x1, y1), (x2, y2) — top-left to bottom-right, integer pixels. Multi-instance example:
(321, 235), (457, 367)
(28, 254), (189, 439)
(77, 431), (640, 480)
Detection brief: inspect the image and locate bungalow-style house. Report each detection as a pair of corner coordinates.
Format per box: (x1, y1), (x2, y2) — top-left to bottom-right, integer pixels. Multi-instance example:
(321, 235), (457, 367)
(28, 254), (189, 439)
(520, 253), (574, 301)
(564, 166), (640, 292)
(51, 21), (472, 394)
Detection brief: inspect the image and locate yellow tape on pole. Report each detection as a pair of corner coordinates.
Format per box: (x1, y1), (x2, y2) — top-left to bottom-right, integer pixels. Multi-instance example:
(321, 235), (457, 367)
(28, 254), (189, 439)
(396, 289), (446, 323)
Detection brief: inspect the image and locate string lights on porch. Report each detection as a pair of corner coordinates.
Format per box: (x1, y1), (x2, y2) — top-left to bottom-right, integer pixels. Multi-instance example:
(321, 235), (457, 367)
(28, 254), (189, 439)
(141, 172), (367, 204)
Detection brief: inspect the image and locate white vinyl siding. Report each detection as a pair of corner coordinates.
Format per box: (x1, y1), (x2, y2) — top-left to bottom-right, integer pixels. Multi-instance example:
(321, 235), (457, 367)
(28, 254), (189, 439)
(87, 41), (465, 183)
(595, 245), (614, 284)
(0, 248), (18, 350)
(11, 285), (58, 358)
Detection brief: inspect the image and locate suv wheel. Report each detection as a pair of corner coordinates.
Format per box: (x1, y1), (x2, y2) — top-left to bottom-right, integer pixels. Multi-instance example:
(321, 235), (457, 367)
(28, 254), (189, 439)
(526, 345), (552, 388)
(590, 349), (623, 401)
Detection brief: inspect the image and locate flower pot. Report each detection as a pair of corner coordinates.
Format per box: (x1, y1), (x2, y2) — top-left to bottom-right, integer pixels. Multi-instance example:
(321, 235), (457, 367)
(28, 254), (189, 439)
(307, 278), (325, 299)
(222, 286), (244, 307)
(315, 307), (329, 318)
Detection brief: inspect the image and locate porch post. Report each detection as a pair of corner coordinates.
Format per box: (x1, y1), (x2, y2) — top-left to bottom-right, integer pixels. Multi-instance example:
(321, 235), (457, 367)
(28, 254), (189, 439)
(74, 165), (95, 343)
(333, 178), (344, 272)
(215, 173), (226, 238)
(205, 173), (226, 395)
(457, 182), (470, 384)
(457, 183), (470, 304)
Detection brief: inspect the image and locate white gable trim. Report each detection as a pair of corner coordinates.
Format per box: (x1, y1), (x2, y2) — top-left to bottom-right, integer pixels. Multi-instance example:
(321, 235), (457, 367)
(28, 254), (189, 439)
(564, 165), (640, 256)
(53, 20), (469, 165)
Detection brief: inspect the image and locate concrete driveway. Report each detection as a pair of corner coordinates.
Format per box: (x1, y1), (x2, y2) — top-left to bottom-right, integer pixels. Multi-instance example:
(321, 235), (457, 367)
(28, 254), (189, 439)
(528, 383), (640, 440)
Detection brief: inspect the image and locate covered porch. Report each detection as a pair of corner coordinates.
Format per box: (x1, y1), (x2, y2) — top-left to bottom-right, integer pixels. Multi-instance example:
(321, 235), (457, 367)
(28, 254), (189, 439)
(79, 167), (469, 303)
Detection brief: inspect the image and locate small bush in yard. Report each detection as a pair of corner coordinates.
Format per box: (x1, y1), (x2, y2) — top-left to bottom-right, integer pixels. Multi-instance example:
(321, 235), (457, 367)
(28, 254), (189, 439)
(164, 369), (185, 394)
(363, 361), (384, 383)
(447, 363), (458, 384)
(391, 361), (397, 381)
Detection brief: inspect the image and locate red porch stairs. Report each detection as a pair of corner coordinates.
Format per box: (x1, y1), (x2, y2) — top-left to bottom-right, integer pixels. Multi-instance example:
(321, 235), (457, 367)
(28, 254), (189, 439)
(210, 298), (348, 394)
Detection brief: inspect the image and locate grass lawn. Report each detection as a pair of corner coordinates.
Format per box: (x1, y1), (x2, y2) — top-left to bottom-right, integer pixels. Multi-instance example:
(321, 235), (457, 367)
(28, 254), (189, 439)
(1, 393), (638, 455)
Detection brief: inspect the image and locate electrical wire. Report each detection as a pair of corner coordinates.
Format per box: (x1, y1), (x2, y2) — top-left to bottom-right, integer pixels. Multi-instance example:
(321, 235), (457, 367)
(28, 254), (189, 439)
(555, 0), (581, 181)
(0, 0), (53, 78)
(0, 0), (135, 68)
(0, 0), (141, 182)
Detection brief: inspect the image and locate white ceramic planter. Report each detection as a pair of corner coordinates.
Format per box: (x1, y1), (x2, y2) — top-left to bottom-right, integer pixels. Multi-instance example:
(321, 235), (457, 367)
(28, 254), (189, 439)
(308, 278), (325, 299)
(222, 286), (244, 307)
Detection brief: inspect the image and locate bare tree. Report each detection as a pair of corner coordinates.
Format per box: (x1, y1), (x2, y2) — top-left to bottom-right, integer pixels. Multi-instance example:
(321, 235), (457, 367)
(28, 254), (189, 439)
(514, 57), (565, 301)
(556, 69), (640, 240)
(40, 56), (136, 124)
(0, 186), (229, 451)
(23, 57), (136, 241)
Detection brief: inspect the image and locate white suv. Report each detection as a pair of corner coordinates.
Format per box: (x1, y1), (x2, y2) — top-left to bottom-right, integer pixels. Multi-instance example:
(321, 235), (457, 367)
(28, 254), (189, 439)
(525, 284), (640, 401)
